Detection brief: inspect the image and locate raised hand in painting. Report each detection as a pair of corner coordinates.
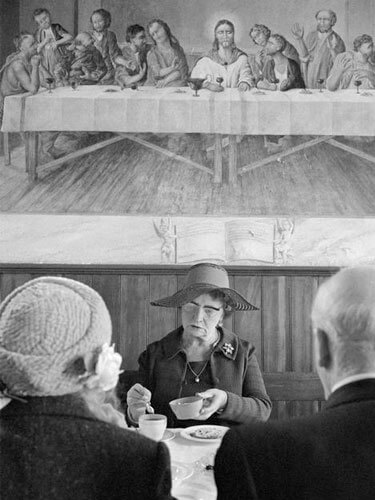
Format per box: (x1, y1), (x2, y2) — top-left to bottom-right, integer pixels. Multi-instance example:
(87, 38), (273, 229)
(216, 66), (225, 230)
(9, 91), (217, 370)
(194, 389), (228, 420)
(291, 23), (304, 40)
(127, 383), (153, 423)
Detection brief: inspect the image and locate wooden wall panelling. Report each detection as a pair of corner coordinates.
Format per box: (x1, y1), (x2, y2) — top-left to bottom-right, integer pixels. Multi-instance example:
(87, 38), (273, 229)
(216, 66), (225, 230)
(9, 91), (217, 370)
(176, 273), (186, 328)
(0, 273), (32, 301)
(119, 275), (149, 370)
(290, 276), (320, 417)
(232, 275), (262, 366)
(65, 273), (93, 287)
(149, 274), (178, 343)
(262, 276), (289, 419)
(92, 274), (122, 349)
(223, 274), (235, 332)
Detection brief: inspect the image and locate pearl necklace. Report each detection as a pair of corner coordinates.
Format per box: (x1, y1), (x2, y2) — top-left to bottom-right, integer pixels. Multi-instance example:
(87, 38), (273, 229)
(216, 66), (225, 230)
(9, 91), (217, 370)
(186, 359), (210, 383)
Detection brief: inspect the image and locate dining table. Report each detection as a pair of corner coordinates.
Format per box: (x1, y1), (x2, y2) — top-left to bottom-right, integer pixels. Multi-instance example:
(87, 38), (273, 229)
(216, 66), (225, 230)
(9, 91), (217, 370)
(163, 427), (224, 500)
(2, 85), (375, 184)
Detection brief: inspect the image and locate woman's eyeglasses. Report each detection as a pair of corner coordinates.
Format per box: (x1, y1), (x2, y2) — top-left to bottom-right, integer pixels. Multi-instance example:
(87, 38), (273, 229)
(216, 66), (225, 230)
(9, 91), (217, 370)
(183, 303), (223, 318)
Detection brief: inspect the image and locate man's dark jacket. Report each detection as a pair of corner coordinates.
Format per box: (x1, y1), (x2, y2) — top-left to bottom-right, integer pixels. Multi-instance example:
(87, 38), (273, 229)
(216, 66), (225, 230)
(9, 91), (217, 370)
(215, 379), (375, 500)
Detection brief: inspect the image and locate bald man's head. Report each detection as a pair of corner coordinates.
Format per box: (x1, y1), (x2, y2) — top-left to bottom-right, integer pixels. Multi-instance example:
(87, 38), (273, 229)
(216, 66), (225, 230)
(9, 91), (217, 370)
(312, 267), (375, 381)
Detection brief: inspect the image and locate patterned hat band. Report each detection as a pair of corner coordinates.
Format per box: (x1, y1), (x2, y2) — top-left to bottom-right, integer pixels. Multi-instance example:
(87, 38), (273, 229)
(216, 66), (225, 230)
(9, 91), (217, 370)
(151, 263), (258, 311)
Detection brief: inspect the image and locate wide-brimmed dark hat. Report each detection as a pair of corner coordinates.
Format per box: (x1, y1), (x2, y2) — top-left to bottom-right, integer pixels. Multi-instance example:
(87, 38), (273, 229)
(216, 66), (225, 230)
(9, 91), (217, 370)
(151, 263), (258, 311)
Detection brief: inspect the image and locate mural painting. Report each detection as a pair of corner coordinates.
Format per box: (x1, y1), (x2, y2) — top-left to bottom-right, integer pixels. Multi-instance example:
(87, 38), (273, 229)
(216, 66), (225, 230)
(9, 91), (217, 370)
(1, 0), (375, 266)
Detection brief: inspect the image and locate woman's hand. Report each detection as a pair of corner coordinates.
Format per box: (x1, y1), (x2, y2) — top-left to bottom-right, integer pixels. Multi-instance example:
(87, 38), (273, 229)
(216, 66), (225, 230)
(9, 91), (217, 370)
(127, 383), (152, 423)
(194, 389), (228, 420)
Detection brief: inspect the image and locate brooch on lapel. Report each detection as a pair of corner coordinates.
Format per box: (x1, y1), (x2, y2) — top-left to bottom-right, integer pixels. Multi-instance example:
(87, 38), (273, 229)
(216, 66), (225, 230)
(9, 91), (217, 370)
(222, 343), (234, 355)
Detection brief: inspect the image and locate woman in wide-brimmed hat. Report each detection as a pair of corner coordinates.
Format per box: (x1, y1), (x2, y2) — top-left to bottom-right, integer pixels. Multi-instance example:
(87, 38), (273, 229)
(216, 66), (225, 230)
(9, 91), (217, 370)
(126, 263), (271, 428)
(0, 277), (173, 500)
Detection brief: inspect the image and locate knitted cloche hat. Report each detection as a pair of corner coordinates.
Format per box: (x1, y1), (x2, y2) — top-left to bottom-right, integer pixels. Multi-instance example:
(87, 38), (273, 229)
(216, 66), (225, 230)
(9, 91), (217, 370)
(0, 277), (112, 397)
(151, 263), (258, 311)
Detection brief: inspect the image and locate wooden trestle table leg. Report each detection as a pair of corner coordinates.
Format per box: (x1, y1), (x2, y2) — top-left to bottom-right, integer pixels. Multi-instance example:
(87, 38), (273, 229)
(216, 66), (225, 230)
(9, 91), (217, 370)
(213, 134), (223, 184)
(228, 135), (238, 186)
(26, 132), (38, 181)
(3, 132), (11, 165)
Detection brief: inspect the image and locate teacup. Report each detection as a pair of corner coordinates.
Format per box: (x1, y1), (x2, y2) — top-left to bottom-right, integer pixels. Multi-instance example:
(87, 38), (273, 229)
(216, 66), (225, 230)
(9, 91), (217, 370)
(138, 414), (167, 441)
(169, 396), (203, 420)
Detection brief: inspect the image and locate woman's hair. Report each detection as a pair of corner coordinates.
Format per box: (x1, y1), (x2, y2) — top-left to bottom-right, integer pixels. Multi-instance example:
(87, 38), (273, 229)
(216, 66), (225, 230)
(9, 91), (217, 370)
(249, 24), (271, 42)
(269, 34), (287, 53)
(147, 19), (182, 51)
(90, 8), (112, 28)
(33, 8), (50, 19)
(213, 19), (235, 50)
(208, 289), (234, 318)
(353, 34), (373, 52)
(126, 24), (145, 43)
(77, 386), (125, 426)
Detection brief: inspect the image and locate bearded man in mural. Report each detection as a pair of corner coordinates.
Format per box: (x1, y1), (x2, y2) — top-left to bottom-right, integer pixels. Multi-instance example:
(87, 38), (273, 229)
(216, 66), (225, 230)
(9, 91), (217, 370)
(326, 34), (375, 91)
(291, 9), (345, 88)
(191, 19), (254, 92)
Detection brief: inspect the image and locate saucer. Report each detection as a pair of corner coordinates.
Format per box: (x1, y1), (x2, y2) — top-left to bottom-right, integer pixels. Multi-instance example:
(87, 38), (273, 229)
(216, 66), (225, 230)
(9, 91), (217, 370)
(161, 429), (175, 442)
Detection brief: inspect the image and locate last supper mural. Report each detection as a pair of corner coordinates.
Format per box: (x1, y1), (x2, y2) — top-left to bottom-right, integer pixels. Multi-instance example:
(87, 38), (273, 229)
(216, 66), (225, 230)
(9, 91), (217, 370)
(1, 0), (375, 266)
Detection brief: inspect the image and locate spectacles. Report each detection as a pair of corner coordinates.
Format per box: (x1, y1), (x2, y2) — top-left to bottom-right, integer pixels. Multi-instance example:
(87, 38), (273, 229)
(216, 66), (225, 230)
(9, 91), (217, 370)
(182, 302), (223, 319)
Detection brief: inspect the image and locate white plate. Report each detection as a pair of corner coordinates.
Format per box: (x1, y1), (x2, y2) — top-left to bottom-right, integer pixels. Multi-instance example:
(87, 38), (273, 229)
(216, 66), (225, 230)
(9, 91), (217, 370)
(180, 425), (229, 443)
(171, 463), (194, 482)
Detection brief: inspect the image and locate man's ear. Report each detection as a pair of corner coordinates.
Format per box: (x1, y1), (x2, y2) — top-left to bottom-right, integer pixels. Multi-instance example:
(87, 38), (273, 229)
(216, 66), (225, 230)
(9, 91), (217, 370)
(316, 329), (331, 368)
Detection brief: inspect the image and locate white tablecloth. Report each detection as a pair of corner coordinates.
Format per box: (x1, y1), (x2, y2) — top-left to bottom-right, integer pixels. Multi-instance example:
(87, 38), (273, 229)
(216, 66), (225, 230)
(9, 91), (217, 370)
(2, 86), (374, 135)
(165, 429), (221, 500)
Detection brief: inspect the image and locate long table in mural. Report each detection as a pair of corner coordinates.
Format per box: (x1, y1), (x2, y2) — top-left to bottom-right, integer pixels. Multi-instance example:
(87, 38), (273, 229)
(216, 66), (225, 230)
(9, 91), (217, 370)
(2, 86), (375, 182)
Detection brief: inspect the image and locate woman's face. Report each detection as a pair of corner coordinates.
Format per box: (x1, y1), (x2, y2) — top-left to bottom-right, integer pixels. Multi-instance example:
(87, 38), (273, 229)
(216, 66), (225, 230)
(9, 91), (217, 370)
(215, 23), (234, 48)
(149, 22), (168, 44)
(181, 293), (224, 341)
(91, 13), (106, 32)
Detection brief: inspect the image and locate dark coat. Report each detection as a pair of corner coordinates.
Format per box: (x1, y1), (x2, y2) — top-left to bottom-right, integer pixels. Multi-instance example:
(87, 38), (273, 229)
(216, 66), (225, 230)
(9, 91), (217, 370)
(215, 379), (375, 500)
(0, 394), (174, 500)
(129, 326), (271, 427)
(262, 57), (305, 90)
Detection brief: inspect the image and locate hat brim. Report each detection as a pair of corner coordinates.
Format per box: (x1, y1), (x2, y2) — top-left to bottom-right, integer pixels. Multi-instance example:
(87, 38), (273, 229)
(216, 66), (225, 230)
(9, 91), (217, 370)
(150, 284), (258, 311)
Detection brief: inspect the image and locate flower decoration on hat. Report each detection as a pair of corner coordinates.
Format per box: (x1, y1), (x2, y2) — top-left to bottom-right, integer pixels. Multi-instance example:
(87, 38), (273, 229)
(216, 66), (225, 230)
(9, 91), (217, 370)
(79, 344), (123, 391)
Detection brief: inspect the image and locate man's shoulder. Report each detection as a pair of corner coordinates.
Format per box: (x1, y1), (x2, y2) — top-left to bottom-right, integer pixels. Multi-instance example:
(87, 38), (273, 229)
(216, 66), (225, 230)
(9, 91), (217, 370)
(9, 58), (27, 72)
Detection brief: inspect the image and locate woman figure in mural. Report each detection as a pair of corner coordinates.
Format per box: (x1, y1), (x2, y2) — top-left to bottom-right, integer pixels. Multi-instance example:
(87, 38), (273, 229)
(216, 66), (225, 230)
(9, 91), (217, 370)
(33, 8), (73, 75)
(124, 263), (271, 428)
(190, 19), (254, 92)
(145, 19), (189, 87)
(90, 8), (122, 84)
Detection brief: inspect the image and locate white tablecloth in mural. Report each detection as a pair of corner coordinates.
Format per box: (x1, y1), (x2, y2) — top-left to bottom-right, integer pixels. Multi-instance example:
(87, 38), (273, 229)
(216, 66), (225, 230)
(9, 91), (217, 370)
(2, 86), (374, 136)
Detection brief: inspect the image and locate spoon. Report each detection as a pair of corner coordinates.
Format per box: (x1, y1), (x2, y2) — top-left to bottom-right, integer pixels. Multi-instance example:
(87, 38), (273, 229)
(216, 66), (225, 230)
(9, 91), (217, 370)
(146, 402), (155, 414)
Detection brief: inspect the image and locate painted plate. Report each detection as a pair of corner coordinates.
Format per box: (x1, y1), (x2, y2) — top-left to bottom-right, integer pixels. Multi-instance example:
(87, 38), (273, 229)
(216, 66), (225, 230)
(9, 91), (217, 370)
(180, 425), (229, 443)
